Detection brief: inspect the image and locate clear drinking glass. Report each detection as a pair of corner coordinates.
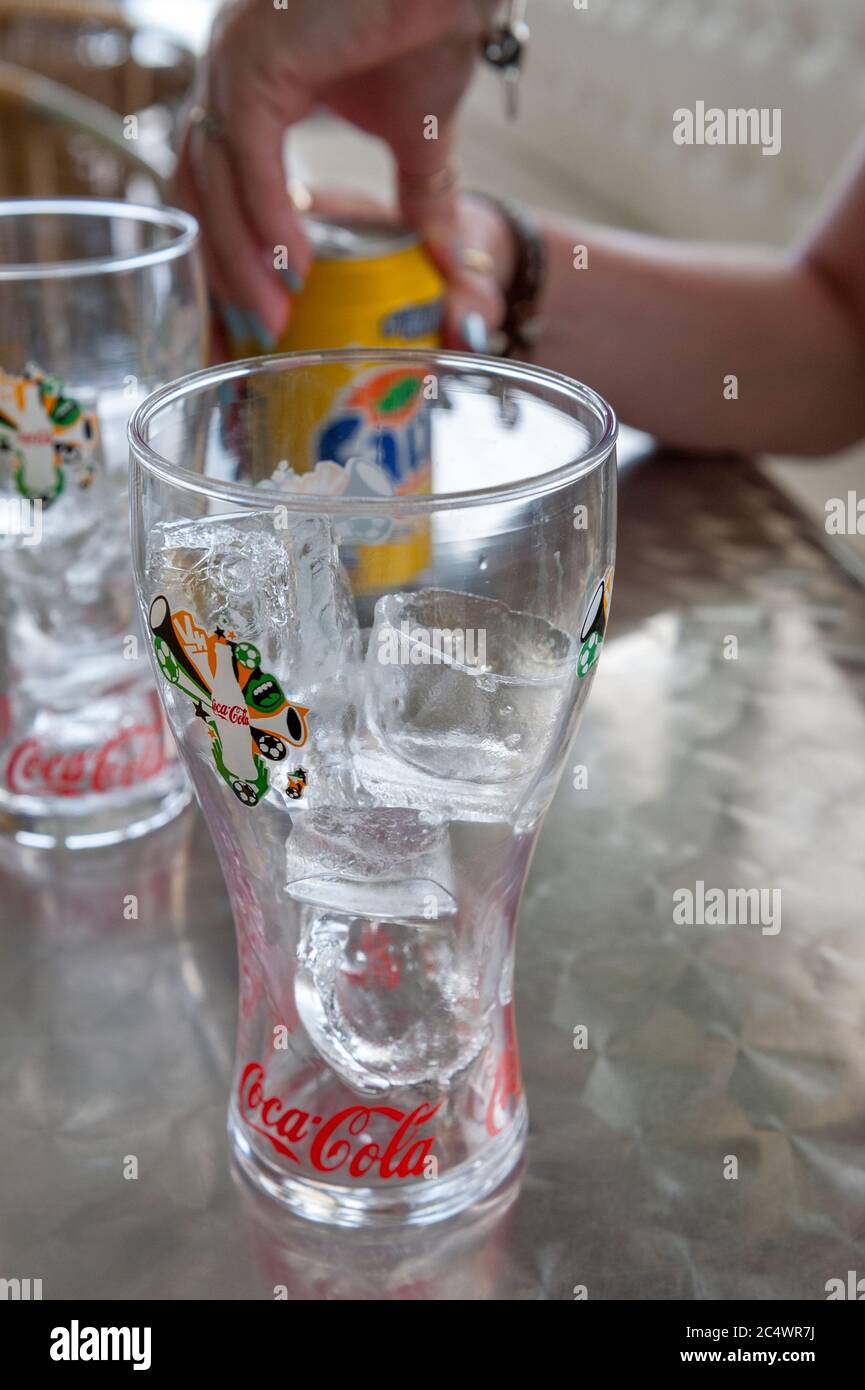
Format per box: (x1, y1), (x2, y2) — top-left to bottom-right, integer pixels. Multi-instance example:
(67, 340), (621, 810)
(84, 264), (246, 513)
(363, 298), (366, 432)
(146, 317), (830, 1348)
(129, 349), (616, 1226)
(0, 198), (206, 848)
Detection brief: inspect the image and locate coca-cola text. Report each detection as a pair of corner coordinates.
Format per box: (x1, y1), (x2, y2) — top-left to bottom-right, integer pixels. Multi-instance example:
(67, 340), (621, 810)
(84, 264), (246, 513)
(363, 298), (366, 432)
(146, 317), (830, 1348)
(239, 1062), (440, 1178)
(5, 716), (170, 796)
(211, 702), (249, 725)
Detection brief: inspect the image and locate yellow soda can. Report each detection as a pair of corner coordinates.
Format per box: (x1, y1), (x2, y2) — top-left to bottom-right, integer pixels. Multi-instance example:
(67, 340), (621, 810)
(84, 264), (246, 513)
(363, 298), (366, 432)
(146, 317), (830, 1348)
(231, 216), (444, 593)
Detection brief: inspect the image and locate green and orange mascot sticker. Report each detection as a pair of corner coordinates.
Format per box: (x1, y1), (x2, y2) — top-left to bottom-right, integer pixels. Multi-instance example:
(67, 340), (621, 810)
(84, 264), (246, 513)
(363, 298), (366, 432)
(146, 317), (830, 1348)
(149, 597), (309, 807)
(0, 364), (98, 504)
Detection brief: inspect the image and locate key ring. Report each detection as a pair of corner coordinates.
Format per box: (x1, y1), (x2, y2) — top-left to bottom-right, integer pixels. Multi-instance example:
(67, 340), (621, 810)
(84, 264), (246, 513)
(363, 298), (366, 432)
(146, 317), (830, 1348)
(481, 0), (530, 120)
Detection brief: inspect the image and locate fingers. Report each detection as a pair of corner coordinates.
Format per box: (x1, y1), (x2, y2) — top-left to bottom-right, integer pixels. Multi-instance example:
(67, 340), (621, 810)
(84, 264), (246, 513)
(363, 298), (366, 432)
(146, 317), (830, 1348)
(308, 188), (394, 221)
(395, 136), (504, 353)
(443, 266), (505, 353)
(393, 121), (461, 275)
(441, 194), (511, 352)
(172, 136), (233, 361)
(223, 91), (313, 289)
(209, 313), (230, 367)
(202, 0), (311, 305)
(191, 129), (293, 349)
(173, 64), (311, 347)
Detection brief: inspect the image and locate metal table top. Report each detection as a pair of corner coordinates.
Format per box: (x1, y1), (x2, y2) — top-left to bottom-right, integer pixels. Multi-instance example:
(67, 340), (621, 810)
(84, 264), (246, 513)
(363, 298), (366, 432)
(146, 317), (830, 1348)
(2, 449), (864, 1301)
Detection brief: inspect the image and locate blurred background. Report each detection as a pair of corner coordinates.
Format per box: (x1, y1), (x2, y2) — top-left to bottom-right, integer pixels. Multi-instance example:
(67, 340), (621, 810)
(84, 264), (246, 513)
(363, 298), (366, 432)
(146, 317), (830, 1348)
(2, 0), (863, 569)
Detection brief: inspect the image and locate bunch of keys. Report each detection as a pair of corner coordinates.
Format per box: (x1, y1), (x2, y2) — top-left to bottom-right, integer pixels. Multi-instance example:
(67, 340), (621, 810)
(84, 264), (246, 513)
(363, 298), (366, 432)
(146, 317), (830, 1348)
(482, 0), (530, 120)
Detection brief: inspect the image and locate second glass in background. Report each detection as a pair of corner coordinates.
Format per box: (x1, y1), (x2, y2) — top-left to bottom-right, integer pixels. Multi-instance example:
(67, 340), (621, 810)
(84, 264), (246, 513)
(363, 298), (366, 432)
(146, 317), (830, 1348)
(0, 198), (206, 848)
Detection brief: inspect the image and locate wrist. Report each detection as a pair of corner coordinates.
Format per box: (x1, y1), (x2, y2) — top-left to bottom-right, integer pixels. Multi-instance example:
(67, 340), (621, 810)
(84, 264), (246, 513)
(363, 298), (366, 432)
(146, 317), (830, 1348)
(463, 192), (547, 357)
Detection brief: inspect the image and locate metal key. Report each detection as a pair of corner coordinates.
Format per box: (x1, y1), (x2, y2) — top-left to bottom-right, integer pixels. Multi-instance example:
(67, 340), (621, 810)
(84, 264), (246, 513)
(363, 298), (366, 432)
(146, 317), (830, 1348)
(482, 1), (530, 120)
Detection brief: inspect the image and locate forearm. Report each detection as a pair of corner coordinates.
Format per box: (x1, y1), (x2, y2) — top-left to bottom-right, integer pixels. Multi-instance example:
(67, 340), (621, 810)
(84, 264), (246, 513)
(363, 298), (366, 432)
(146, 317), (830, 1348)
(530, 218), (865, 456)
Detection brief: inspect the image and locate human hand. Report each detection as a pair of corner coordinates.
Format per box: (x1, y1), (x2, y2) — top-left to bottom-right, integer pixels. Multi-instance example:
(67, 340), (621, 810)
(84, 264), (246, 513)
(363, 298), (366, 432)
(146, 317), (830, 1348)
(173, 0), (496, 349)
(295, 187), (515, 354)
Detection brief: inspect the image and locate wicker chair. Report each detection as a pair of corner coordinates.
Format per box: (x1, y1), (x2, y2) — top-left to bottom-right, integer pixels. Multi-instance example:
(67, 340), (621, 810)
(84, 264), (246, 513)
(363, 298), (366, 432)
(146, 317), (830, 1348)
(0, 57), (170, 200)
(0, 1), (195, 137)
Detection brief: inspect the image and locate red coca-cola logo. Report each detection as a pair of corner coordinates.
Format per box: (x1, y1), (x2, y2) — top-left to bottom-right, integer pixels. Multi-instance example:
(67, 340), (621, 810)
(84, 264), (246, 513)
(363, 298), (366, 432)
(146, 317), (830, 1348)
(212, 702), (249, 725)
(485, 1005), (522, 1137)
(5, 716), (170, 796)
(239, 1062), (440, 1178)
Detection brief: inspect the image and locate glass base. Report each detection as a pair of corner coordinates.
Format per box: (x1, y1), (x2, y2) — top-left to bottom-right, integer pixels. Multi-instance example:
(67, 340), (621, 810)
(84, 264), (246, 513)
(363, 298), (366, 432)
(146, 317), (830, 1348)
(0, 780), (193, 851)
(229, 1098), (528, 1230)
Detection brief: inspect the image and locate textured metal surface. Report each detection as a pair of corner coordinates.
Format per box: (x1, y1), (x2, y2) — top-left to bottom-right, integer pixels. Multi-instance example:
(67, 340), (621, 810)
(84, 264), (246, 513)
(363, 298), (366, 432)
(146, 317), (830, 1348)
(2, 451), (864, 1300)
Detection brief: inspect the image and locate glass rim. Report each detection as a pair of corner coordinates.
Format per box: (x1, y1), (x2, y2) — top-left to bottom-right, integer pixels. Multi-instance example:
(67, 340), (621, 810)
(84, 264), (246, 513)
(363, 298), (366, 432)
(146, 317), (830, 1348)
(127, 348), (618, 516)
(0, 198), (199, 281)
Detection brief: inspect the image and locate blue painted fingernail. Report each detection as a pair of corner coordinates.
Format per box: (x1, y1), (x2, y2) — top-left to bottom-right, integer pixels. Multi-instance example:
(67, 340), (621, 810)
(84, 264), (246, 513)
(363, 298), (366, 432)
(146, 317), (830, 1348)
(221, 304), (249, 343)
(247, 312), (276, 351)
(277, 268), (305, 293)
(461, 311), (489, 354)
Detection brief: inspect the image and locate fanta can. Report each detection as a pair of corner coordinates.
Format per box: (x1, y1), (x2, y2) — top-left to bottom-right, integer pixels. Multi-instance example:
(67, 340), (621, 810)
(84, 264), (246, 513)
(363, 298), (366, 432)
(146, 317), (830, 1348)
(229, 216), (444, 593)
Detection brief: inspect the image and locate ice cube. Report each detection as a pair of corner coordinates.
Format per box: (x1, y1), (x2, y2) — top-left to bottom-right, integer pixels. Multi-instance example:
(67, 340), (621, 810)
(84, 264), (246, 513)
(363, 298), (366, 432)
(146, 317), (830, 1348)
(284, 806), (456, 921)
(294, 909), (488, 1094)
(152, 508), (361, 703)
(289, 513), (362, 703)
(154, 510), (293, 656)
(365, 588), (579, 786)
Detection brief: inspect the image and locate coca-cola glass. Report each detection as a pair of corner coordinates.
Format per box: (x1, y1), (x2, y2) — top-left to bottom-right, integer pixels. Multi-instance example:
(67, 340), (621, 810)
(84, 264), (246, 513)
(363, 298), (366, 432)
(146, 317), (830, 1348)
(129, 349), (616, 1226)
(0, 199), (206, 848)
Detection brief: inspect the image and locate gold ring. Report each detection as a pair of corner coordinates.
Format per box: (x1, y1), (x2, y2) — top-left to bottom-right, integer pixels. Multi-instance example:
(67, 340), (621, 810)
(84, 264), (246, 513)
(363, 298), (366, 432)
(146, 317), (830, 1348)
(460, 247), (495, 275)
